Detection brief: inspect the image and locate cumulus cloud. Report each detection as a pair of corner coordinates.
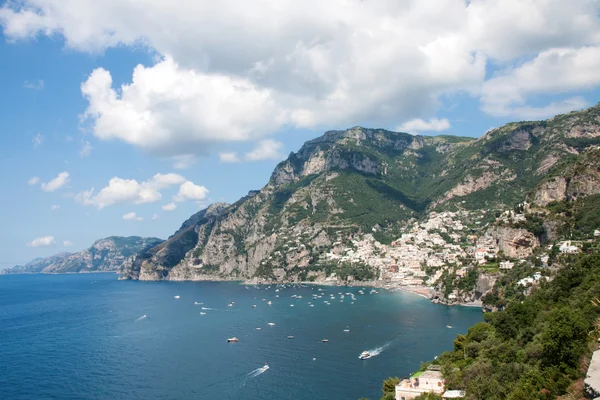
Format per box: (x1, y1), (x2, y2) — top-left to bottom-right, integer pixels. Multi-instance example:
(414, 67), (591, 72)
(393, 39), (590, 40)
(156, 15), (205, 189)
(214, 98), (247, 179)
(24, 79), (44, 90)
(173, 181), (209, 202)
(244, 140), (284, 161)
(79, 141), (92, 157)
(2, 0), (600, 142)
(221, 140), (284, 163)
(122, 212), (142, 221)
(162, 202), (177, 211)
(51, 204), (60, 211)
(41, 172), (70, 192)
(396, 118), (451, 134)
(29, 236), (55, 247)
(63, 240), (73, 246)
(481, 47), (600, 118)
(76, 173), (187, 208)
(28, 176), (39, 185)
(32, 133), (44, 148)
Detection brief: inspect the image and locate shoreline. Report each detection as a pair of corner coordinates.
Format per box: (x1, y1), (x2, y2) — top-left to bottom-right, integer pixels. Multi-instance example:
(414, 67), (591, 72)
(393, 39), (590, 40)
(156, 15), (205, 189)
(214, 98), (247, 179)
(6, 271), (483, 309)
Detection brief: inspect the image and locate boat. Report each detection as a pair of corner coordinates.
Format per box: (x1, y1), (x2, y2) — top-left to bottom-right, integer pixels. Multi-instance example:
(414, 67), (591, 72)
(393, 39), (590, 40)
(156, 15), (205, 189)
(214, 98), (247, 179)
(343, 329), (350, 332)
(256, 327), (261, 330)
(322, 339), (329, 343)
(194, 301), (202, 305)
(287, 336), (294, 339)
(252, 305), (257, 308)
(174, 295), (180, 299)
(447, 325), (453, 329)
(267, 301), (272, 305)
(268, 322), (275, 326)
(359, 351), (372, 360)
(227, 337), (239, 343)
(290, 304), (294, 307)
(310, 304), (314, 307)
(228, 303), (233, 307)
(200, 312), (206, 315)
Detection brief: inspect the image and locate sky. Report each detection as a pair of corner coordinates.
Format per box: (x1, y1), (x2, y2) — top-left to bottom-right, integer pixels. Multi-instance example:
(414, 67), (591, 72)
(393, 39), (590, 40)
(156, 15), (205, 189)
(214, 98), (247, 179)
(2, 0), (600, 268)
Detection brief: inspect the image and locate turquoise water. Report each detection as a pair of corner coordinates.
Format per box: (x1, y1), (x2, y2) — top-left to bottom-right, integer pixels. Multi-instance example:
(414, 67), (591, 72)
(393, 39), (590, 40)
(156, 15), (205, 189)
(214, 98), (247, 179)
(0, 274), (482, 399)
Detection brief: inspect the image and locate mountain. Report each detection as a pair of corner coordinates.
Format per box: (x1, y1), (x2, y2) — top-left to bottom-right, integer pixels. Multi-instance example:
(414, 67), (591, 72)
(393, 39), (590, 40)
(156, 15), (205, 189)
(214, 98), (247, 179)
(6, 253), (73, 274)
(122, 103), (600, 282)
(4, 236), (164, 274)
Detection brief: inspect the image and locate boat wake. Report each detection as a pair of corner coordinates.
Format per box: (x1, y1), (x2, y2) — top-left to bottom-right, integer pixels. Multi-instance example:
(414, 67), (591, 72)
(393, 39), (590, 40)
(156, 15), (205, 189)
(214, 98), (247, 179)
(201, 307), (214, 310)
(247, 365), (269, 378)
(241, 365), (269, 386)
(135, 314), (147, 322)
(366, 341), (392, 357)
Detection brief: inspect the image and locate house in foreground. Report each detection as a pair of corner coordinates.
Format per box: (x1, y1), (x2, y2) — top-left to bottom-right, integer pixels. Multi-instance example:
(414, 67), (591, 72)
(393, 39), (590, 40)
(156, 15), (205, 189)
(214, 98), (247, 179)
(395, 366), (445, 399)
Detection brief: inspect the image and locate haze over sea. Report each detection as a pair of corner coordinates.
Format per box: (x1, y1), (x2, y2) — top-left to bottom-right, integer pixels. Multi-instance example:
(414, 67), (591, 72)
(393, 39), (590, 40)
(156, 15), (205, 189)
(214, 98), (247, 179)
(0, 274), (482, 399)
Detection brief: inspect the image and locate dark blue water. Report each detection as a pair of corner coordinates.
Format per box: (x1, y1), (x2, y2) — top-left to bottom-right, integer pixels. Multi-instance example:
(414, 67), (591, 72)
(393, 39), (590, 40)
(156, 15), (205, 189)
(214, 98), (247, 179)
(0, 274), (482, 400)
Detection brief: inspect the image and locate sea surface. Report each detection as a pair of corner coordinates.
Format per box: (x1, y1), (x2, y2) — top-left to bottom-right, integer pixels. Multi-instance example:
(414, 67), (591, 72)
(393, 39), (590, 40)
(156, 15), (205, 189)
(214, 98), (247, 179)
(0, 273), (482, 400)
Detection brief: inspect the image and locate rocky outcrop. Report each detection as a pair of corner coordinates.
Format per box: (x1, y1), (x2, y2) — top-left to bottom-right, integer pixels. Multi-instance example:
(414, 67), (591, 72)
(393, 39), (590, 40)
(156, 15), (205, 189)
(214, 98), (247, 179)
(532, 177), (568, 206)
(490, 227), (540, 259)
(532, 147), (600, 206)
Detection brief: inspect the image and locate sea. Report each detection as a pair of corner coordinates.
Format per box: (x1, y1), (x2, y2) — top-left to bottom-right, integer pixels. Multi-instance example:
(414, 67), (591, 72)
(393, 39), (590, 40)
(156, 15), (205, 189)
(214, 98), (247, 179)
(0, 273), (483, 400)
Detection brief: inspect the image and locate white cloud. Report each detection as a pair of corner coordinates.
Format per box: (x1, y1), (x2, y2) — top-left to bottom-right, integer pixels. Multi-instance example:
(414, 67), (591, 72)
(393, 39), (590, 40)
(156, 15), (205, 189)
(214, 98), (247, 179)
(396, 118), (451, 134)
(219, 152), (241, 163)
(24, 79), (44, 90)
(79, 141), (92, 157)
(28, 176), (39, 185)
(32, 133), (44, 148)
(173, 181), (209, 202)
(152, 213), (159, 220)
(162, 202), (177, 211)
(172, 154), (196, 169)
(122, 212), (142, 221)
(244, 139), (284, 161)
(481, 46), (600, 118)
(29, 236), (55, 247)
(41, 172), (70, 192)
(51, 204), (60, 211)
(2, 0), (600, 142)
(76, 173), (186, 208)
(79, 59), (283, 156)
(63, 240), (73, 246)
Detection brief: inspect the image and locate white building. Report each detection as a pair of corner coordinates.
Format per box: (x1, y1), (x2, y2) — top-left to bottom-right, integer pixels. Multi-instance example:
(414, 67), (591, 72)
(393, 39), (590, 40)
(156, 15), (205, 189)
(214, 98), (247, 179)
(396, 367), (445, 400)
(559, 241), (580, 254)
(499, 261), (514, 270)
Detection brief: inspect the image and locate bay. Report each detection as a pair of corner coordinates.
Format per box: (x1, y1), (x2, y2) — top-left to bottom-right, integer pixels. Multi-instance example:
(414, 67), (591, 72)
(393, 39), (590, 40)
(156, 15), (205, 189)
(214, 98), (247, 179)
(0, 273), (482, 400)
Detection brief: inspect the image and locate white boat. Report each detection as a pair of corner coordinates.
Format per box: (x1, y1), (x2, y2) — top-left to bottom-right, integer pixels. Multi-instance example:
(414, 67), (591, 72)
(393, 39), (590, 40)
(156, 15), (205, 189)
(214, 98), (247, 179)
(200, 312), (206, 315)
(252, 305), (257, 308)
(343, 329), (350, 332)
(256, 327), (261, 330)
(174, 295), (180, 299)
(359, 351), (371, 360)
(447, 325), (453, 329)
(322, 339), (329, 343)
(290, 304), (294, 307)
(267, 301), (272, 305)
(227, 337), (239, 343)
(268, 322), (275, 326)
(287, 336), (294, 339)
(194, 301), (202, 305)
(228, 303), (234, 307)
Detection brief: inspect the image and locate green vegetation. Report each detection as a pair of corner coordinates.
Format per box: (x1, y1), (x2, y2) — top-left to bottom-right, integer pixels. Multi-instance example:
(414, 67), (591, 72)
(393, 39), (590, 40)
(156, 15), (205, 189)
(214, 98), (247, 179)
(392, 253), (600, 399)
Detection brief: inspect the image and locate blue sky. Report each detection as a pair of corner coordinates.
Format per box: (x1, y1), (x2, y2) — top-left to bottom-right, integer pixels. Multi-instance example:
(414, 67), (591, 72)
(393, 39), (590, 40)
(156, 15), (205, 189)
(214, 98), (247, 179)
(1, 0), (600, 267)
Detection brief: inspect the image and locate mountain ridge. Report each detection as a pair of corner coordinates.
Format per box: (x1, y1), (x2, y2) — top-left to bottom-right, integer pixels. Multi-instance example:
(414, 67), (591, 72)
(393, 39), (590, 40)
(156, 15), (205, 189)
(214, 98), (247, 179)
(121, 103), (600, 283)
(3, 236), (164, 274)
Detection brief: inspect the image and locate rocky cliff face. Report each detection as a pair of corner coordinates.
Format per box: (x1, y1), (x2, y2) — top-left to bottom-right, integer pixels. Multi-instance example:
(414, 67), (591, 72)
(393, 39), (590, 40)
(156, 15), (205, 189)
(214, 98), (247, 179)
(122, 104), (600, 282)
(6, 236), (163, 274)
